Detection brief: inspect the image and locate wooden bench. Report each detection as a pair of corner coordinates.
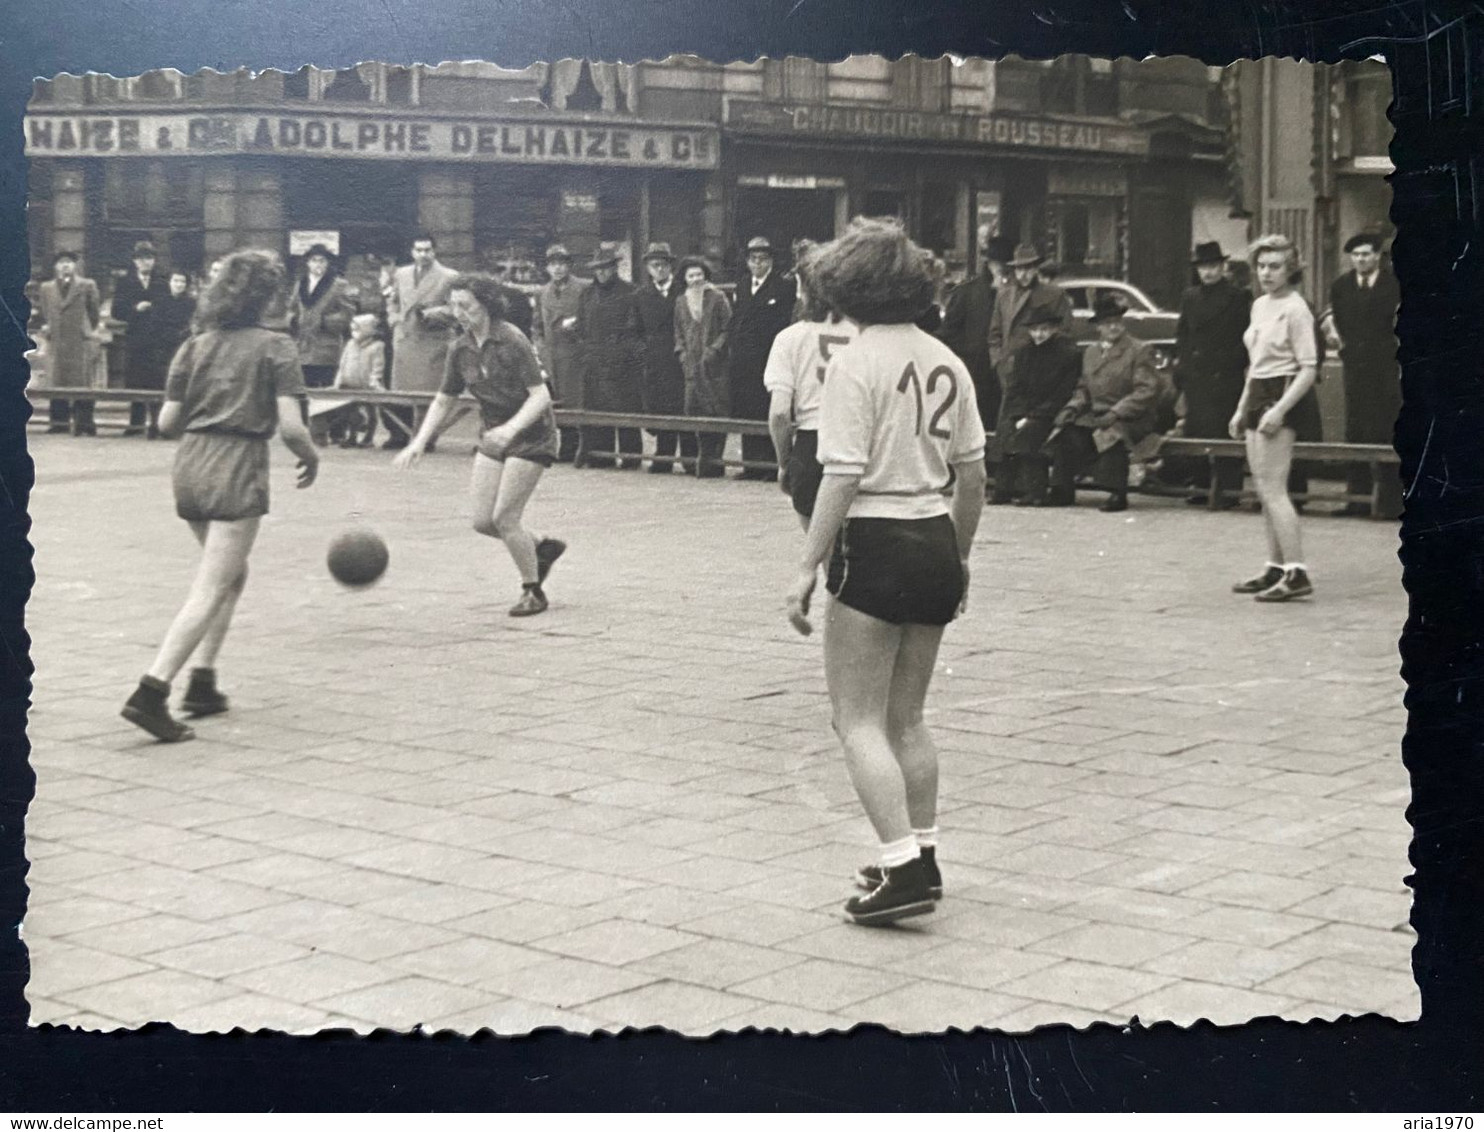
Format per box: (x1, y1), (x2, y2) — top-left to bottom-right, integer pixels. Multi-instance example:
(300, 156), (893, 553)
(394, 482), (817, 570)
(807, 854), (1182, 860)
(27, 387), (1403, 512)
(25, 387), (782, 473)
(1147, 435), (1401, 518)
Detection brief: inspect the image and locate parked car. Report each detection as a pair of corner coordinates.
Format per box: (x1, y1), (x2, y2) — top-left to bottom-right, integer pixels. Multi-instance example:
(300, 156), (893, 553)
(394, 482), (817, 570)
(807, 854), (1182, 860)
(1056, 278), (1179, 368)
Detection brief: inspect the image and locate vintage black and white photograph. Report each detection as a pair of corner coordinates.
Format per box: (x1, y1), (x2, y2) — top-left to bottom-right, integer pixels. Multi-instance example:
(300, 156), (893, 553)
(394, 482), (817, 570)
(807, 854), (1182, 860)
(19, 51), (1416, 1036)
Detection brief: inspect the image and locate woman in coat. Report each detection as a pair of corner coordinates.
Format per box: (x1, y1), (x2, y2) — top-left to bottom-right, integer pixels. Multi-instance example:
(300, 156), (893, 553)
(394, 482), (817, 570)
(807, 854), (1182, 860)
(673, 256), (732, 478)
(287, 244), (356, 391)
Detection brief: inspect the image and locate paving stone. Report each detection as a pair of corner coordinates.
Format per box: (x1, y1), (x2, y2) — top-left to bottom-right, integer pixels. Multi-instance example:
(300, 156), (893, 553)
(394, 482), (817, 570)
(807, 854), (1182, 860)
(531, 919), (700, 966)
(423, 1000), (609, 1035)
(25, 941), (154, 997)
(730, 958), (912, 1013)
(148, 933), (312, 979)
(229, 952), (395, 1002)
(55, 968), (239, 1022)
(473, 955), (657, 1008)
(1142, 939), (1312, 989)
(584, 980), (769, 1033)
(313, 977), (501, 1032)
(166, 993), (334, 1035)
(1257, 958), (1420, 1012)
(1030, 922), (1196, 966)
(997, 960), (1178, 1014)
(1285, 885), (1413, 931)
(1117, 980), (1304, 1026)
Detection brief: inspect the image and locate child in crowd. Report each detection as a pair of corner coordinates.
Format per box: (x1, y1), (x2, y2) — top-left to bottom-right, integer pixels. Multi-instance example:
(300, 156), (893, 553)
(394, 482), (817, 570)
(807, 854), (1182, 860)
(312, 312), (386, 447)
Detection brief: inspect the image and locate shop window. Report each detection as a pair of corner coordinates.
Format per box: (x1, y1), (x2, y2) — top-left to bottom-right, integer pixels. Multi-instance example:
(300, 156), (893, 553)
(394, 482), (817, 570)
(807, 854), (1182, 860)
(323, 67), (372, 102)
(1042, 56), (1120, 117)
(1344, 65), (1393, 158)
(763, 58), (827, 103)
(135, 70), (182, 100)
(104, 160), (204, 226)
(386, 66), (414, 105)
(862, 190), (906, 220)
(283, 66), (312, 100)
(890, 57), (950, 113)
(919, 182), (958, 254)
(1051, 198), (1119, 274)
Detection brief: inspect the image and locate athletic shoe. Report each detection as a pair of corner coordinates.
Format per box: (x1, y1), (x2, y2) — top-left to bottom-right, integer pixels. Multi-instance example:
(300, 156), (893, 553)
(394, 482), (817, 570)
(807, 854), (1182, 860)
(121, 678), (195, 743)
(509, 589), (549, 617)
(535, 538), (567, 585)
(180, 667), (229, 718)
(1232, 565), (1284, 594)
(855, 844), (942, 899)
(1255, 568), (1313, 603)
(843, 856), (937, 926)
(1099, 493), (1129, 513)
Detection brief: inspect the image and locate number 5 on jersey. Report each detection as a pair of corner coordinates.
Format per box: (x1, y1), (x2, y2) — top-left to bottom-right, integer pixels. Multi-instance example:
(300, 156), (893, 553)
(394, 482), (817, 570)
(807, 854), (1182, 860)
(897, 362), (958, 439)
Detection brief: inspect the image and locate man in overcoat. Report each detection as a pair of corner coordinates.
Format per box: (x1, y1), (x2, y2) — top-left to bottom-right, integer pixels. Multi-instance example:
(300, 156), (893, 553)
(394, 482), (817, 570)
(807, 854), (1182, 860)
(384, 233), (460, 449)
(534, 243), (589, 462)
(1046, 294), (1161, 513)
(1327, 231), (1403, 518)
(938, 235), (1011, 438)
(633, 241), (691, 474)
(727, 236), (796, 480)
(575, 242), (644, 469)
(112, 240), (172, 436)
(995, 297), (1084, 506)
(1171, 241), (1251, 508)
(987, 243), (1073, 386)
(37, 250), (101, 435)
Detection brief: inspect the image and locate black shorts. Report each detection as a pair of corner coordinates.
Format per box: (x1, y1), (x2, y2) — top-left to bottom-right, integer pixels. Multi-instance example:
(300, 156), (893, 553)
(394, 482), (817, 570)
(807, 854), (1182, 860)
(788, 428), (824, 518)
(1243, 376), (1323, 441)
(826, 514), (965, 626)
(173, 431), (270, 523)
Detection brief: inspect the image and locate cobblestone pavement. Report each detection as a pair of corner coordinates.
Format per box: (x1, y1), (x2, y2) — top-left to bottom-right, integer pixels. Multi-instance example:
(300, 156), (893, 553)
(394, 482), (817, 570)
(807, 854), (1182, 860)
(20, 426), (1417, 1035)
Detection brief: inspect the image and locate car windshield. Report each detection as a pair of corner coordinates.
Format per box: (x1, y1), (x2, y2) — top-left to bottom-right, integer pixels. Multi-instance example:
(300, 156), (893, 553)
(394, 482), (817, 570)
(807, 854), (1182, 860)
(1063, 282), (1156, 314)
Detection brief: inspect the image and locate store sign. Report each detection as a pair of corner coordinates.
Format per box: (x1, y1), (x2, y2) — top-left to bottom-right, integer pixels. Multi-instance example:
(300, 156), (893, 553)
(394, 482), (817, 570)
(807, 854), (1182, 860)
(726, 99), (1149, 156)
(289, 230), (340, 256)
(23, 111), (721, 170)
(1047, 166), (1128, 198)
(737, 174), (848, 190)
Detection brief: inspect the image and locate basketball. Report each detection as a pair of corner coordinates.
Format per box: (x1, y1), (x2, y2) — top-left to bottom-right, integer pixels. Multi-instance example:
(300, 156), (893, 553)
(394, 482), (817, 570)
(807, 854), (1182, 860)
(327, 528), (389, 588)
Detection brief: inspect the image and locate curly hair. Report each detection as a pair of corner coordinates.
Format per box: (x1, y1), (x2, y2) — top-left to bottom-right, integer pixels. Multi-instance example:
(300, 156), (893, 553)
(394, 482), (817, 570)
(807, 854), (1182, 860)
(1247, 233), (1304, 285)
(810, 217), (936, 326)
(448, 273), (511, 322)
(197, 249), (286, 331)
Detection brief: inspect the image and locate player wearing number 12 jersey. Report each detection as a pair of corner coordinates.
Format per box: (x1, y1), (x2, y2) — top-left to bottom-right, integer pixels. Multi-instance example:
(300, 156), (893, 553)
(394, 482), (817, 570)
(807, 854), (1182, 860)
(764, 243), (858, 528)
(785, 218), (988, 927)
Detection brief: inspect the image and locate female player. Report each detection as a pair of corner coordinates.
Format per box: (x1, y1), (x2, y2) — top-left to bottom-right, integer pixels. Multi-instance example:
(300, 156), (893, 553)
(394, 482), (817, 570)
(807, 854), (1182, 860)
(1228, 233), (1322, 602)
(764, 242), (858, 529)
(785, 218), (988, 926)
(121, 250), (319, 743)
(394, 273), (566, 617)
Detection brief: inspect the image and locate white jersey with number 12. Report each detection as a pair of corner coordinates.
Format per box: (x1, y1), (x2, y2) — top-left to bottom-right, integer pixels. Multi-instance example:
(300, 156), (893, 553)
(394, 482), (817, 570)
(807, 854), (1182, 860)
(818, 323), (986, 520)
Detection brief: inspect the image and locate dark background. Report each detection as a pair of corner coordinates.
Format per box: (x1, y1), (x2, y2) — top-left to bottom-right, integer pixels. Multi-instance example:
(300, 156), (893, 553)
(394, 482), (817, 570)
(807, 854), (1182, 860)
(2, 0), (1482, 1111)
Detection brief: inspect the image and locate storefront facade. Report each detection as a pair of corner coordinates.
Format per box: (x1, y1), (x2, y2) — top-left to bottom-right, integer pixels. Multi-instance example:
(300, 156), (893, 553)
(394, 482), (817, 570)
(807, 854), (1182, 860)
(720, 95), (1209, 303)
(24, 99), (721, 291)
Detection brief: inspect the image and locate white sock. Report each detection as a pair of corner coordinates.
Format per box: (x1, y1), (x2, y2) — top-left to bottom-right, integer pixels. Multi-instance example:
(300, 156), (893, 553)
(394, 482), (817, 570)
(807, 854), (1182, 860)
(1266, 561), (1283, 571)
(913, 826), (939, 850)
(879, 834), (919, 868)
(1285, 562), (1309, 573)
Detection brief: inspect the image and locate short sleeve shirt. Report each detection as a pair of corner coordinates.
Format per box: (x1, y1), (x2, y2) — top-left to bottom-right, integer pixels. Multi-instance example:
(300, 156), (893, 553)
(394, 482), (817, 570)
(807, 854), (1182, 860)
(165, 327), (305, 438)
(818, 324), (986, 520)
(441, 321), (554, 436)
(763, 318), (858, 430)
(1243, 291), (1317, 379)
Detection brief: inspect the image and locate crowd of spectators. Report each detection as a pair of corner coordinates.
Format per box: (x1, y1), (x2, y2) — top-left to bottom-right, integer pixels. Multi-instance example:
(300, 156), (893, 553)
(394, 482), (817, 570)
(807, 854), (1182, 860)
(28, 223), (1401, 518)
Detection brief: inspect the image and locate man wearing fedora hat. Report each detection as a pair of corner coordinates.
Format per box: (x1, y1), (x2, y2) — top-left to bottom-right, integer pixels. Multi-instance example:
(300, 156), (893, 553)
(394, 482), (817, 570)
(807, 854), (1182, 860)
(987, 243), (1072, 397)
(1326, 231), (1402, 517)
(728, 234), (796, 479)
(939, 234), (1012, 439)
(633, 240), (692, 473)
(1046, 293), (1161, 512)
(534, 243), (590, 462)
(113, 239), (172, 436)
(574, 241), (644, 468)
(1170, 240), (1251, 507)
